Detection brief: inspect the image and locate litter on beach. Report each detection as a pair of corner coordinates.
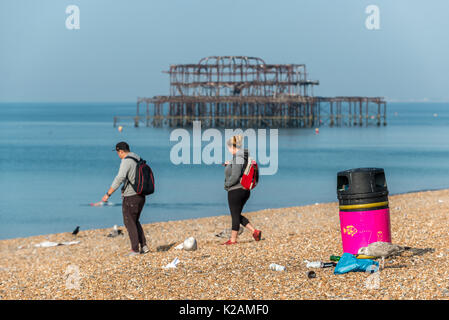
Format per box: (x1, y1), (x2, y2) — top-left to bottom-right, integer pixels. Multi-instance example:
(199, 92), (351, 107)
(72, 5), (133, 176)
(306, 271), (316, 279)
(269, 263), (286, 271)
(304, 260), (337, 268)
(304, 260), (321, 268)
(173, 237), (198, 251)
(183, 237), (197, 251)
(34, 240), (80, 248)
(174, 243), (184, 250)
(334, 253), (379, 275)
(162, 257), (180, 269)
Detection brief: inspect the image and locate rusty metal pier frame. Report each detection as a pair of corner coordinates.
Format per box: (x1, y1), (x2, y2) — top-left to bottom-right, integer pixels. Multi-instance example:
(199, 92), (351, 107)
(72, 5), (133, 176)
(113, 56), (387, 128)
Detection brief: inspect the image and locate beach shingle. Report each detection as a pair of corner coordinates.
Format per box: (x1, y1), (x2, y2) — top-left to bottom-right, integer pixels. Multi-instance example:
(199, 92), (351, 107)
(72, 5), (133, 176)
(0, 189), (448, 300)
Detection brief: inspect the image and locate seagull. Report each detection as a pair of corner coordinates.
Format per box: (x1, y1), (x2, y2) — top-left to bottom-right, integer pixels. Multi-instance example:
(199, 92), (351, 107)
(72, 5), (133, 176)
(72, 226), (80, 236)
(107, 225), (123, 238)
(215, 227), (244, 238)
(358, 241), (409, 269)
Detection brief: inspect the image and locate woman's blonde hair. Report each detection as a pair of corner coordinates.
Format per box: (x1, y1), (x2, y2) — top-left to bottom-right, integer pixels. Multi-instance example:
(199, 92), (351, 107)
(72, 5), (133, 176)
(227, 135), (243, 149)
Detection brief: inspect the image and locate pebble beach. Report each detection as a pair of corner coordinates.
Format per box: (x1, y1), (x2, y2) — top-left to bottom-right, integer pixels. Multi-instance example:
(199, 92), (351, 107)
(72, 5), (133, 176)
(1, 189), (449, 300)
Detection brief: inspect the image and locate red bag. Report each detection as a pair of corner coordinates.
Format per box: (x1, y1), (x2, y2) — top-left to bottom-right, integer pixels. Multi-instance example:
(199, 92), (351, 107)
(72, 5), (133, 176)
(240, 157), (259, 190)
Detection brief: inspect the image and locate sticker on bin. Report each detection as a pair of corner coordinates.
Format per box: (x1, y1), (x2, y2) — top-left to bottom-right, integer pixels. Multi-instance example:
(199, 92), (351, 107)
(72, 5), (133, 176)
(343, 225), (358, 237)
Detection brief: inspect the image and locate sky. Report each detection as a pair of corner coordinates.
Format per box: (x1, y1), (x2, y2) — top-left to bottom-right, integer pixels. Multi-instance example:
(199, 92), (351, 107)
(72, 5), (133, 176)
(0, 0), (448, 102)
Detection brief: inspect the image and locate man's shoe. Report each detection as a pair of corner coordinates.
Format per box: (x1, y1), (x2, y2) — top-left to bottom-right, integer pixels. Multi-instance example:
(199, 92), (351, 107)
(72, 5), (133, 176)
(222, 239), (237, 245)
(140, 245), (150, 254)
(253, 229), (262, 241)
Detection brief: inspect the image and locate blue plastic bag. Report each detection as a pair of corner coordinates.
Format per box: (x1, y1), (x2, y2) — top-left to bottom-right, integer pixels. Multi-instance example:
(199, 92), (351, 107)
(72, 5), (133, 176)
(334, 252), (379, 275)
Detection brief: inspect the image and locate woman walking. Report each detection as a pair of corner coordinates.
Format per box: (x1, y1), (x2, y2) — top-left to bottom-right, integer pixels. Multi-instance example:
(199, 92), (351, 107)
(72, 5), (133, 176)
(223, 135), (262, 245)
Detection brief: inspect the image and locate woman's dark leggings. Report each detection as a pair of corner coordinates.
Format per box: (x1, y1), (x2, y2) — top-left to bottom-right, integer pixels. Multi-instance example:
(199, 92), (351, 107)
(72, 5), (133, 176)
(228, 188), (251, 231)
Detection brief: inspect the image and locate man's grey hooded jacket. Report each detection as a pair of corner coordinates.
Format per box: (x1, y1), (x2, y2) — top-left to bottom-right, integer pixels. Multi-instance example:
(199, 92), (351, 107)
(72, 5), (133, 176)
(110, 152), (140, 197)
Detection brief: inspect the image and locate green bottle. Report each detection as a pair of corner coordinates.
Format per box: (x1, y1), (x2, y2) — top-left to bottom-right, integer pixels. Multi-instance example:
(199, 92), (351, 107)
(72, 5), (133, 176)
(330, 255), (341, 262)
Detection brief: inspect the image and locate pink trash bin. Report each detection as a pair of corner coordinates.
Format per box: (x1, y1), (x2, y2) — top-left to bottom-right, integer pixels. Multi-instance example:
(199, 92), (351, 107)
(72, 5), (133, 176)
(337, 168), (392, 254)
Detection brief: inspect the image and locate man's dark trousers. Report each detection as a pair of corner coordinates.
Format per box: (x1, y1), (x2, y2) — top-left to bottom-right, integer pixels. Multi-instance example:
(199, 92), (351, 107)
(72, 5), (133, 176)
(122, 194), (147, 252)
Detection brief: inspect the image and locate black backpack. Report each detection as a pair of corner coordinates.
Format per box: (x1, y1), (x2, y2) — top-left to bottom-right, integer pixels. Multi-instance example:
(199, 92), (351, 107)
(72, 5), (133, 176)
(123, 156), (155, 196)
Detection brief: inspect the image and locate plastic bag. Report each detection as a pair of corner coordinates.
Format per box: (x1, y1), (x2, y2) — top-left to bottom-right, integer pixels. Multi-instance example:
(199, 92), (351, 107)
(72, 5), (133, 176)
(334, 252), (379, 275)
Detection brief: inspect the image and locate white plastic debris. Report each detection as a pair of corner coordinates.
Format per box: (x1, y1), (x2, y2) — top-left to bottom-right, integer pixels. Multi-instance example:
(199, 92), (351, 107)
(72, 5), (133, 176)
(304, 260), (322, 268)
(60, 241), (80, 246)
(34, 241), (59, 248)
(183, 237), (197, 251)
(162, 257), (180, 269)
(269, 263), (286, 271)
(174, 243), (184, 250)
(34, 240), (80, 248)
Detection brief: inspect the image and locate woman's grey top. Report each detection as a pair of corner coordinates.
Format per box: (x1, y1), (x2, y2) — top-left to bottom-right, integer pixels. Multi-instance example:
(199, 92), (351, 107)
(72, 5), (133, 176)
(224, 149), (248, 192)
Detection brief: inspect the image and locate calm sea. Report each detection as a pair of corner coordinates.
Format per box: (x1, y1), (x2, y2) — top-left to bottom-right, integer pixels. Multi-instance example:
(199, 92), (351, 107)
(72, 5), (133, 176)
(1, 102), (449, 240)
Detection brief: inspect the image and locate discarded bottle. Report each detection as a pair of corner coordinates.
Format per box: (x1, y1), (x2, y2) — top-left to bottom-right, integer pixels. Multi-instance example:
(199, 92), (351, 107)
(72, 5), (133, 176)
(306, 260), (337, 268)
(321, 262), (337, 268)
(305, 261), (322, 268)
(269, 263), (286, 271)
(330, 255), (341, 262)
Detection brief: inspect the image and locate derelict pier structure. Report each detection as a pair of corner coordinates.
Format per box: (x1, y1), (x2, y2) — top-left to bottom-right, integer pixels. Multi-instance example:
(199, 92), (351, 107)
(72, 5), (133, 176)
(114, 56), (386, 128)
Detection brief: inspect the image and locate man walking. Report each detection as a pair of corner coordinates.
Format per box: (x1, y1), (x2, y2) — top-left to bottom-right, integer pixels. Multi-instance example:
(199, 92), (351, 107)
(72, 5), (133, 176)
(102, 142), (149, 256)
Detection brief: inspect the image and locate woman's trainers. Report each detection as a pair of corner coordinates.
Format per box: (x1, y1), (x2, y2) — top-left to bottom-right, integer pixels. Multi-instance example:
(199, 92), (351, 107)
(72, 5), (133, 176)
(222, 239), (237, 245)
(253, 229), (262, 241)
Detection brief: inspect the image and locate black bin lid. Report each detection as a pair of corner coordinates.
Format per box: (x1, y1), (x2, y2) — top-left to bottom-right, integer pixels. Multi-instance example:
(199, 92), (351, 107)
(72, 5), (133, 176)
(337, 168), (388, 199)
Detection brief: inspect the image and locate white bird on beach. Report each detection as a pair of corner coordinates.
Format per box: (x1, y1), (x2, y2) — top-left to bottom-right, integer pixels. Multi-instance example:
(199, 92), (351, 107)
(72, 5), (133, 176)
(107, 224), (123, 238)
(358, 241), (409, 269)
